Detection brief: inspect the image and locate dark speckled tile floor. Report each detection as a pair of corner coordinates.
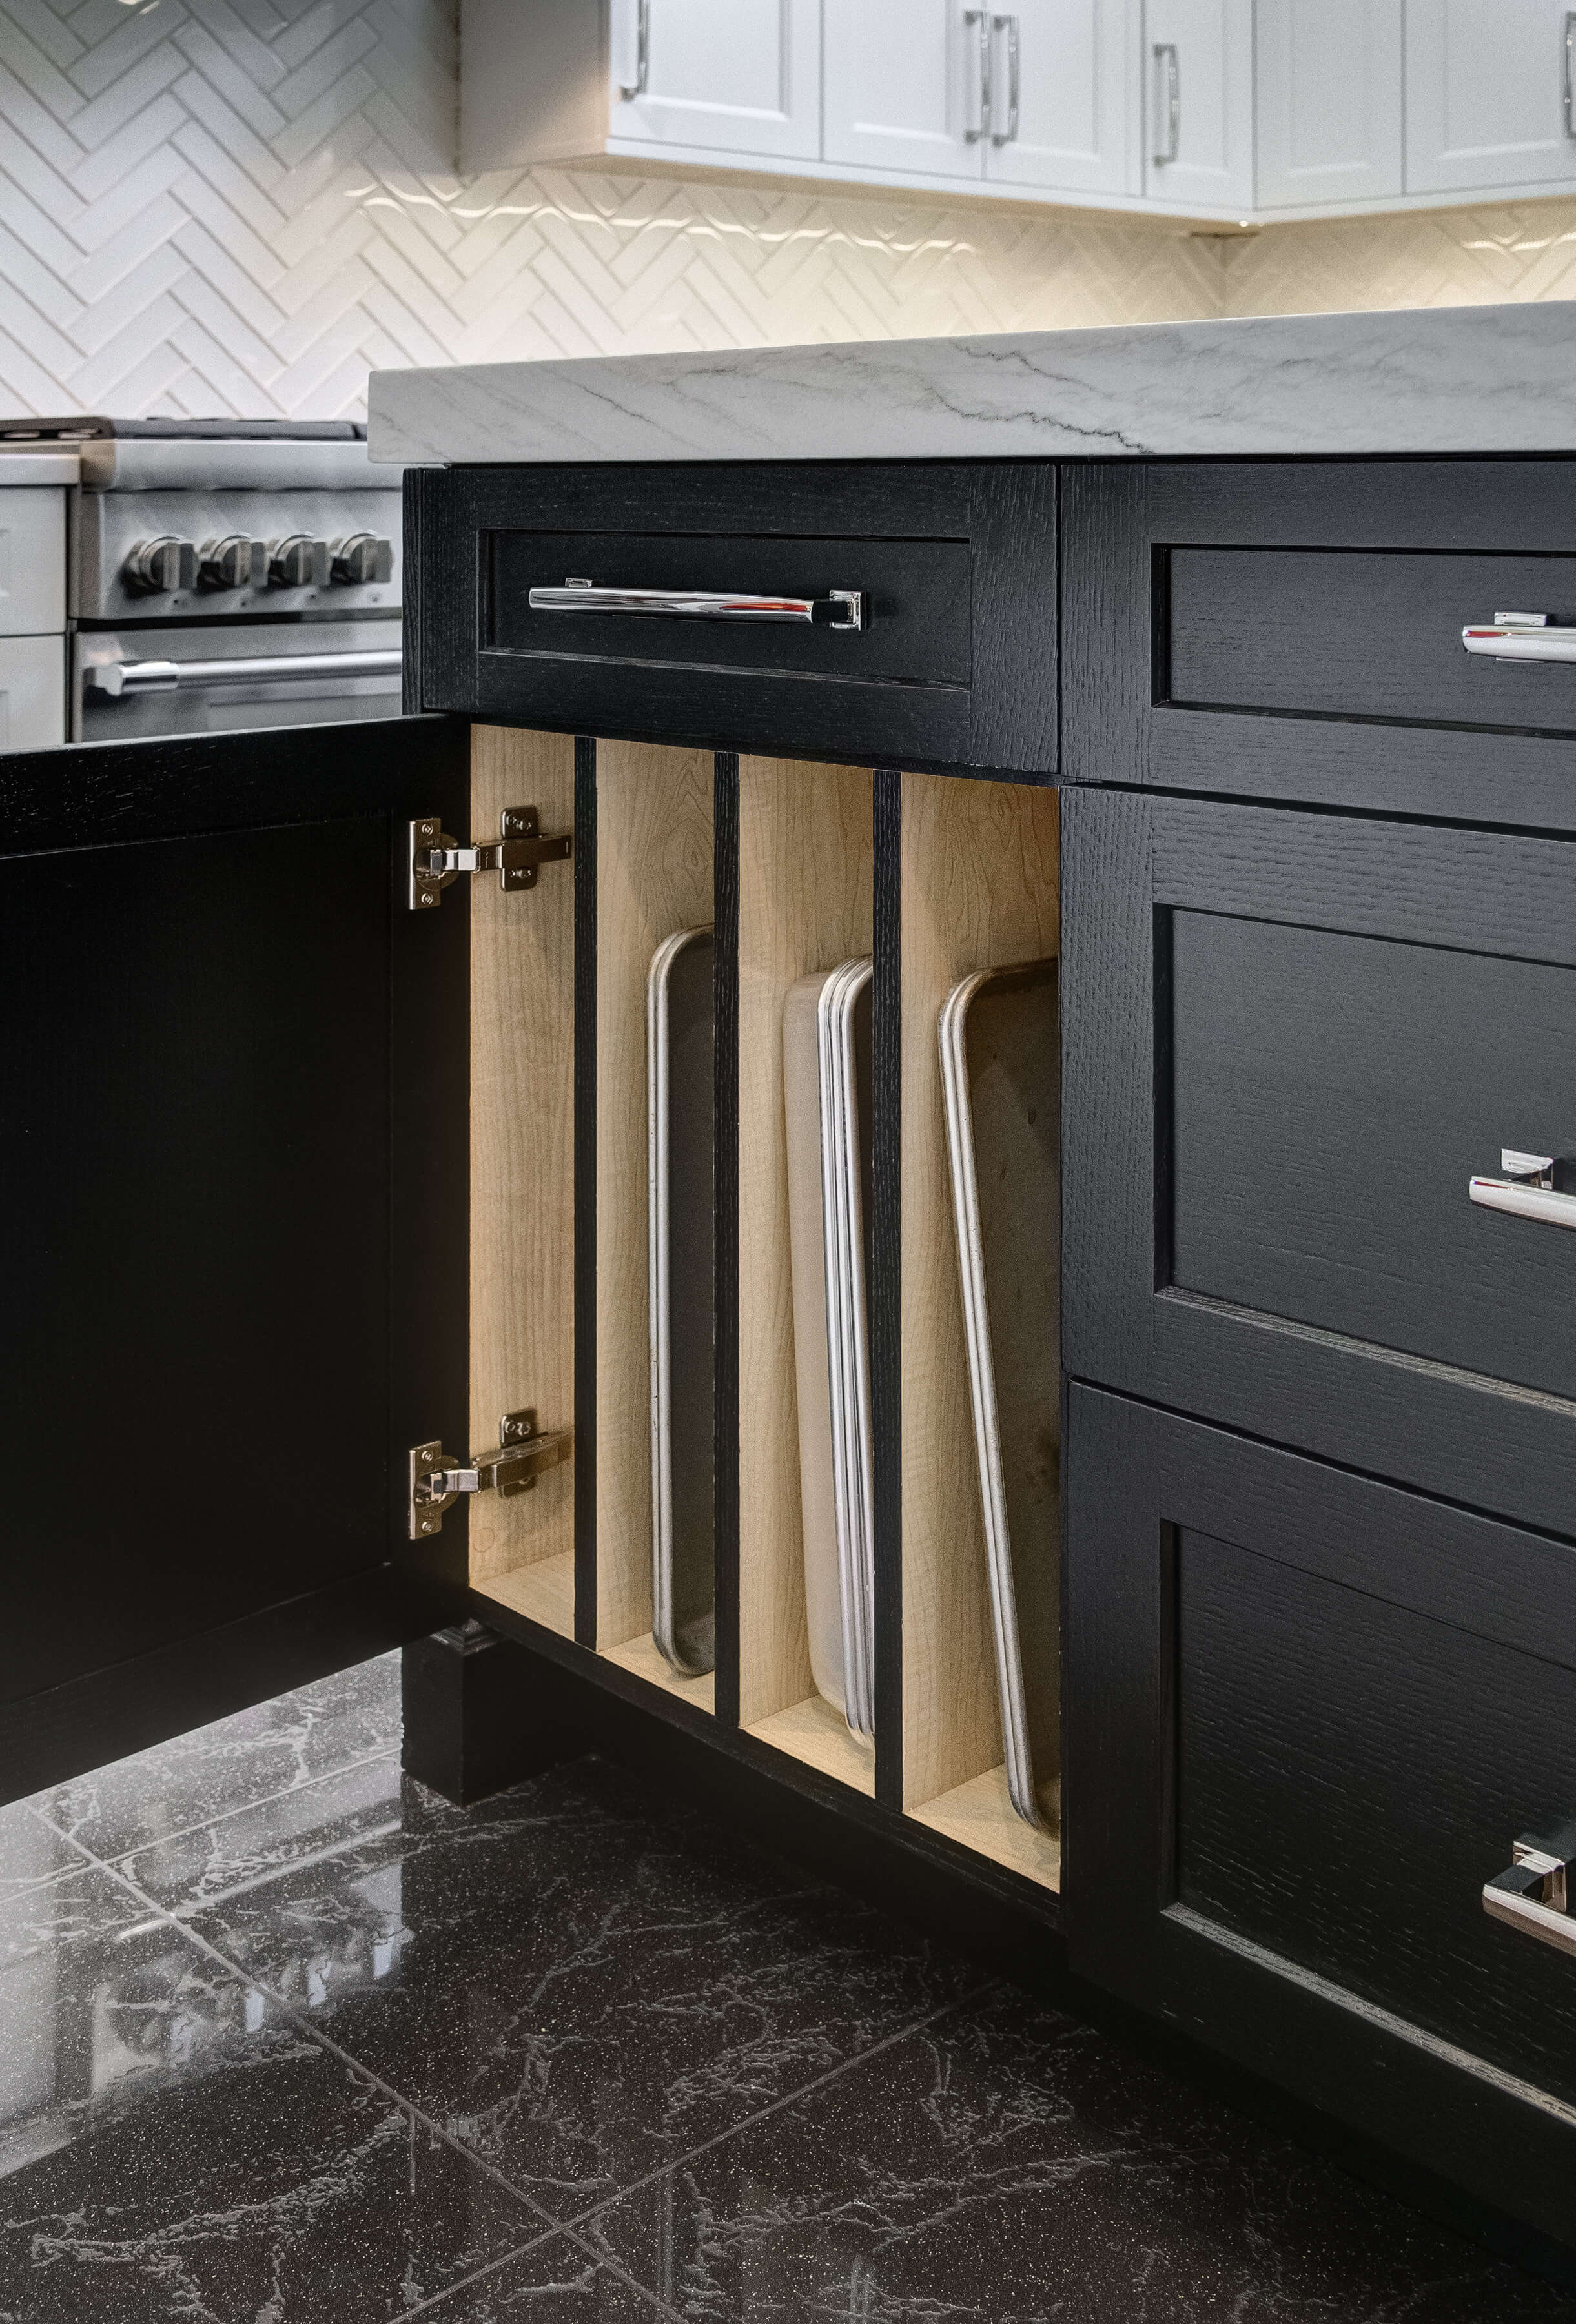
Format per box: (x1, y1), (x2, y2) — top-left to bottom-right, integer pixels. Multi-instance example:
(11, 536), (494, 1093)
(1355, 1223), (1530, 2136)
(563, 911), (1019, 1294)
(0, 1655), (1570, 2322)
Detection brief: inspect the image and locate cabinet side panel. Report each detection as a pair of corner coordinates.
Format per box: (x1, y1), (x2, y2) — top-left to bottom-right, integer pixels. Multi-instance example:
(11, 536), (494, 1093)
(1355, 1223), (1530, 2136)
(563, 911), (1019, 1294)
(469, 726), (577, 1600)
(737, 757), (875, 1729)
(594, 739), (716, 1651)
(899, 774), (1059, 1812)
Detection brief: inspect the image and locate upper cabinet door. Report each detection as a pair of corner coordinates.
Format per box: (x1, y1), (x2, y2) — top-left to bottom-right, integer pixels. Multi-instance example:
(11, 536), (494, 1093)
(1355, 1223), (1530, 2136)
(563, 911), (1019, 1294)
(1255, 0), (1403, 209)
(824, 0), (987, 179)
(610, 0), (822, 160)
(1142, 0), (1254, 212)
(1406, 0), (1576, 194)
(985, 0), (1138, 195)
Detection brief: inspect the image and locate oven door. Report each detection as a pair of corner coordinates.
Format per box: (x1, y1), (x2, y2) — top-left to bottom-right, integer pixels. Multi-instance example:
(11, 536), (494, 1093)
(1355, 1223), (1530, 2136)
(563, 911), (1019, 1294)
(75, 617), (402, 742)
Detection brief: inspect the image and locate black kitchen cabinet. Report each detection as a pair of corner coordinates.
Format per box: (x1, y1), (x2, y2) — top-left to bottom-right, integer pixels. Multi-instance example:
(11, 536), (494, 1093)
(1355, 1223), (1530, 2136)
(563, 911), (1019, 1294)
(6, 451), (1576, 2270)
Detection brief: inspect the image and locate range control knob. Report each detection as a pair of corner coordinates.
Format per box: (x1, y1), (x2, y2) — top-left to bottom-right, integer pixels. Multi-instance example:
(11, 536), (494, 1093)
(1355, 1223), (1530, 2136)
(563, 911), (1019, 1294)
(123, 535), (196, 595)
(197, 535), (265, 591)
(267, 535), (328, 588)
(329, 533), (394, 586)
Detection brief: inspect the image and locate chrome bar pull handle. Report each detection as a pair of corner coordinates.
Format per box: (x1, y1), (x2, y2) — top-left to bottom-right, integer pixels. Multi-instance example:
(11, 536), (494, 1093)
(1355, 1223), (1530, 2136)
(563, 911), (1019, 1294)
(1462, 610), (1576, 663)
(1153, 42), (1180, 165)
(1469, 1147), (1576, 1229)
(620, 0), (650, 100)
(1485, 1834), (1575, 1960)
(991, 14), (1020, 145)
(1565, 11), (1576, 139)
(527, 579), (867, 629)
(965, 8), (992, 142)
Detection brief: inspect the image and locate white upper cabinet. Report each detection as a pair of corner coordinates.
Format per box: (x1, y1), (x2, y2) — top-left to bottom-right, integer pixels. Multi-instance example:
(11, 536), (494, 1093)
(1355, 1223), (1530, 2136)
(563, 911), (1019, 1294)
(1142, 0), (1254, 214)
(823, 0), (985, 178)
(1405, 0), (1576, 195)
(985, 0), (1138, 196)
(1255, 0), (1402, 209)
(610, 0), (823, 160)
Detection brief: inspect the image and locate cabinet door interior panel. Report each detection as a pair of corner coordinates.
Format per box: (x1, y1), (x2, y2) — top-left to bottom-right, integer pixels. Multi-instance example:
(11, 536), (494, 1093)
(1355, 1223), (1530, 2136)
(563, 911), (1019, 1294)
(1063, 1385), (1576, 2242)
(1063, 460), (1576, 826)
(1141, 0), (1254, 213)
(1061, 785), (1576, 1538)
(0, 721), (469, 1730)
(409, 464), (1057, 779)
(1170, 912), (1576, 1400)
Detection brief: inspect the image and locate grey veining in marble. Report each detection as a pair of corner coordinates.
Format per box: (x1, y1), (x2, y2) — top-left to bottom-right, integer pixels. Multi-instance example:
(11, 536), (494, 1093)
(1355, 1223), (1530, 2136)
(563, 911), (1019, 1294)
(369, 301), (1576, 469)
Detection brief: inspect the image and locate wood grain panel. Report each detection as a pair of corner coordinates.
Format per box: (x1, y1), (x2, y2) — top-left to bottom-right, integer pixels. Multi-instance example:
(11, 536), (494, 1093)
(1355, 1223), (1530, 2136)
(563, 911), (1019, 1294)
(747, 1695), (876, 1797)
(900, 774), (1059, 1811)
(469, 727), (577, 1619)
(909, 1763), (1061, 1891)
(594, 740), (715, 1650)
(737, 757), (874, 1728)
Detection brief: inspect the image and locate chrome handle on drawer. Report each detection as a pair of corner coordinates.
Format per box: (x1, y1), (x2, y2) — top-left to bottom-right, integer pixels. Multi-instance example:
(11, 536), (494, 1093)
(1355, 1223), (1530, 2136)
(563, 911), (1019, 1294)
(527, 579), (867, 630)
(1462, 610), (1576, 663)
(1484, 1835), (1574, 1959)
(1469, 1148), (1576, 1229)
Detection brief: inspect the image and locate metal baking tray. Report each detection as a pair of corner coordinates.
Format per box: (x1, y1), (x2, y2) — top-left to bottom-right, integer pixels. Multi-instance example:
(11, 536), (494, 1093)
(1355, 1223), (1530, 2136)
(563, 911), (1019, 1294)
(940, 959), (1060, 1830)
(784, 959), (875, 1740)
(648, 926), (715, 1677)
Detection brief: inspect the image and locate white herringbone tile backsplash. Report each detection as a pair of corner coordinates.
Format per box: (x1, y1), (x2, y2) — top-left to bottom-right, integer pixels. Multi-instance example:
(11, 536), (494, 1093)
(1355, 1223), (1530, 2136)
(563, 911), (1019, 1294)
(4, 0), (1576, 422)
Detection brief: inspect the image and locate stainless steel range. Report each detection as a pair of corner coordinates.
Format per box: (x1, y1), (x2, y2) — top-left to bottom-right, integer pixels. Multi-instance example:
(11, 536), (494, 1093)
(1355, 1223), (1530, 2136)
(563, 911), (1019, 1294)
(1, 417), (404, 742)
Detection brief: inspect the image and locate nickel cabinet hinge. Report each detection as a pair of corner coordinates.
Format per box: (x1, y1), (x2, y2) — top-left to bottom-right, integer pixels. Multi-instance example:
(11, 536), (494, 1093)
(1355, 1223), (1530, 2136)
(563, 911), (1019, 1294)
(409, 804), (571, 910)
(409, 1407), (573, 1537)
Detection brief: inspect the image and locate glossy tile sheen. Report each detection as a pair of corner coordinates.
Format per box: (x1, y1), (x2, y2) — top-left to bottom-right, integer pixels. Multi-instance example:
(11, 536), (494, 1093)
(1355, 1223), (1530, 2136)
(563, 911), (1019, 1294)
(121, 1747), (405, 1917)
(0, 1858), (548, 2324)
(187, 1755), (979, 2221)
(420, 2232), (677, 2319)
(588, 1984), (1576, 2322)
(30, 1649), (402, 1868)
(0, 1801), (83, 1901)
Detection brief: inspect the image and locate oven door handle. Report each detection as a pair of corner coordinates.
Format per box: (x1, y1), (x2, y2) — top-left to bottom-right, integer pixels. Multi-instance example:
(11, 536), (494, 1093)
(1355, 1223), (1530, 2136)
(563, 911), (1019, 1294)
(85, 647), (403, 697)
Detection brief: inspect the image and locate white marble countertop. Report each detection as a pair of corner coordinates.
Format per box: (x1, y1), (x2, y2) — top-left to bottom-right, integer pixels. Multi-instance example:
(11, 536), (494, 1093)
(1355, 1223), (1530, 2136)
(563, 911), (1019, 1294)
(368, 301), (1576, 467)
(0, 451), (77, 485)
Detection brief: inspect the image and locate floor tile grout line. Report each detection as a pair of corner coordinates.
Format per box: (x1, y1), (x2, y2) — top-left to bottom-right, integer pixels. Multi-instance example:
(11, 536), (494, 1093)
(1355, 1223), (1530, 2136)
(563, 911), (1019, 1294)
(557, 1976), (1001, 2247)
(29, 1739), (404, 1875)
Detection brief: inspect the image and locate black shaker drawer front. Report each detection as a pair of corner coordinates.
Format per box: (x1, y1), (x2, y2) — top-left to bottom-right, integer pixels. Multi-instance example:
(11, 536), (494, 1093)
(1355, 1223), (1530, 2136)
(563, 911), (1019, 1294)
(1065, 1387), (1576, 2242)
(1171, 546), (1576, 733)
(1061, 786), (1576, 1537)
(406, 462), (1057, 775)
(1063, 460), (1576, 826)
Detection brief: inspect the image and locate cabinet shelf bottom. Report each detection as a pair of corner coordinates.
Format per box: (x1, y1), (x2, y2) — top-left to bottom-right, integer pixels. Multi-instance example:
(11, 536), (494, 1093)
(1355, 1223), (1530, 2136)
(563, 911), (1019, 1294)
(908, 1764), (1061, 1894)
(600, 1628), (717, 1711)
(475, 1549), (576, 1641)
(747, 1695), (876, 1797)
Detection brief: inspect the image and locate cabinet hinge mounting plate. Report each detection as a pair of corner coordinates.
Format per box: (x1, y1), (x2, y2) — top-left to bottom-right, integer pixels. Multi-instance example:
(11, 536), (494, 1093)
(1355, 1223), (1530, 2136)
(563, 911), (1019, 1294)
(409, 1407), (573, 1537)
(409, 806), (571, 910)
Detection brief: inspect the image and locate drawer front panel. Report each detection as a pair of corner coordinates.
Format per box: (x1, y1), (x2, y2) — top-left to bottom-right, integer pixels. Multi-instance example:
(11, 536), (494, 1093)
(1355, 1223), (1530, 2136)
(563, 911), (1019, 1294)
(1064, 460), (1576, 826)
(1065, 1385), (1576, 2241)
(408, 462), (1057, 776)
(1062, 786), (1576, 1536)
(1180, 1523), (1576, 2107)
(1171, 910), (1576, 1402)
(1171, 546), (1576, 733)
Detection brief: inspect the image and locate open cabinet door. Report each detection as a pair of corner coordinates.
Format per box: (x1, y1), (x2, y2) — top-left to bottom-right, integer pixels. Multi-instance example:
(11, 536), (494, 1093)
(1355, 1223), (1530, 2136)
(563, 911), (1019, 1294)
(0, 717), (472, 1804)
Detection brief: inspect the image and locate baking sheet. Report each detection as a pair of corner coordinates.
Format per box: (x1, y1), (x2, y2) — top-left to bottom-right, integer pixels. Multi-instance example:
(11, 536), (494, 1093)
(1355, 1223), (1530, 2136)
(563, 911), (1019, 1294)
(648, 925), (715, 1677)
(940, 959), (1060, 1828)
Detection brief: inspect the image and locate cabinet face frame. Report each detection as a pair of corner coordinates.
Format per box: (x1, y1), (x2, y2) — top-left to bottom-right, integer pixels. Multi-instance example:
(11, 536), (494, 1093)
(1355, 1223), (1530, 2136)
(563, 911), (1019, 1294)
(1063, 1383), (1576, 2248)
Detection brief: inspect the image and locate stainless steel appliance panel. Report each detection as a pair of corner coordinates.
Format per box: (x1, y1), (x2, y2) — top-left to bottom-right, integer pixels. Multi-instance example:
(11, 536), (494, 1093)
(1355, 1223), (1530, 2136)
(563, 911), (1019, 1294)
(76, 619), (402, 742)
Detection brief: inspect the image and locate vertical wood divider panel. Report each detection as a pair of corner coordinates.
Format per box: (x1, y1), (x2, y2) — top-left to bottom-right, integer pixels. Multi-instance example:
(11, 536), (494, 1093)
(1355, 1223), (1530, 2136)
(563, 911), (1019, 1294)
(593, 739), (715, 1654)
(872, 770), (903, 1811)
(899, 773), (1060, 1811)
(736, 757), (874, 1733)
(713, 755), (742, 1728)
(573, 736), (597, 1646)
(467, 726), (577, 1626)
